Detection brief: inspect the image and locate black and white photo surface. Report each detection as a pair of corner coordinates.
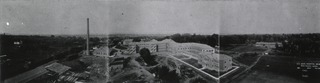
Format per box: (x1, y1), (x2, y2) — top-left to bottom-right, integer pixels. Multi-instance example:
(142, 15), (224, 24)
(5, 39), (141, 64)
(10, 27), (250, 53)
(1, 0), (320, 83)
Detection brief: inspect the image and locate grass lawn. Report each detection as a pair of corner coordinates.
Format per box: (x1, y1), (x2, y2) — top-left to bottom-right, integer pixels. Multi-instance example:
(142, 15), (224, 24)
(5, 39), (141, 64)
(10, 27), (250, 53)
(182, 58), (203, 68)
(252, 56), (298, 77)
(237, 70), (304, 83)
(202, 67), (237, 78)
(231, 56), (306, 83)
(173, 54), (189, 59)
(252, 56), (320, 82)
(235, 53), (259, 66)
(222, 45), (267, 53)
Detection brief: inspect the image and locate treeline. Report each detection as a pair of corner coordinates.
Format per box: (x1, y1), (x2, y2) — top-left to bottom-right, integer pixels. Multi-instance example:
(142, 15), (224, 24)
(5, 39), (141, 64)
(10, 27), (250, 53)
(219, 33), (320, 57)
(166, 33), (219, 48)
(220, 34), (285, 46)
(1, 35), (86, 59)
(166, 33), (286, 47)
(280, 34), (320, 56)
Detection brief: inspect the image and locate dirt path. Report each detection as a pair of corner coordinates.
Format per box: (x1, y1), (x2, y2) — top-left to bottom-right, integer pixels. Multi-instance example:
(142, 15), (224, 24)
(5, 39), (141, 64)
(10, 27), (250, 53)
(227, 49), (271, 83)
(245, 49), (271, 71)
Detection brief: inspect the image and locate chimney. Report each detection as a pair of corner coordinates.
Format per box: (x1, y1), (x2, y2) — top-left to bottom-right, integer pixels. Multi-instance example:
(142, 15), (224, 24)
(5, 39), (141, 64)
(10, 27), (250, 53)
(86, 18), (90, 55)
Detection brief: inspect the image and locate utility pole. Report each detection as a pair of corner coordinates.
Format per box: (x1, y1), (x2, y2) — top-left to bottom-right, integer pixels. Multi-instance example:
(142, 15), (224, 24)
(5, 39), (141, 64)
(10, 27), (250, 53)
(86, 18), (90, 55)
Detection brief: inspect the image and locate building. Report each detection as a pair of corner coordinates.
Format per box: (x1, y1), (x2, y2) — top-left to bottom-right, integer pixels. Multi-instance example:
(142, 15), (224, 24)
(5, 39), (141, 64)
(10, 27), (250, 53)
(219, 54), (233, 72)
(122, 39), (133, 45)
(3, 64), (49, 83)
(3, 61), (59, 83)
(45, 62), (71, 75)
(92, 46), (109, 58)
(124, 39), (232, 72)
(255, 42), (282, 48)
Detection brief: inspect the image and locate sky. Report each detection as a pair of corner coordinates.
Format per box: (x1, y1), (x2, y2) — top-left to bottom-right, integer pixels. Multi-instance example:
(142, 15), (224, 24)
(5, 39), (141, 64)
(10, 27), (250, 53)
(0, 0), (319, 35)
(220, 0), (320, 34)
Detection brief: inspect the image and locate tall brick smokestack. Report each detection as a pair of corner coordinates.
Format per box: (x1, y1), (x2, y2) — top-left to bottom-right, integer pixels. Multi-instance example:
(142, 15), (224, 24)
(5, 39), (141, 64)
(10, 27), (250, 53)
(86, 18), (90, 55)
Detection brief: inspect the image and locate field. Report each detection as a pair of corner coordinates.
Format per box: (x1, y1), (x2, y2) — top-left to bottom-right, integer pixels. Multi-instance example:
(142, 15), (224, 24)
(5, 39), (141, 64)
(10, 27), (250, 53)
(252, 56), (299, 78)
(220, 45), (267, 58)
(234, 55), (320, 83)
(235, 53), (259, 66)
(182, 58), (203, 68)
(222, 44), (320, 83)
(173, 54), (189, 59)
(220, 45), (267, 67)
(237, 71), (305, 83)
(221, 45), (267, 53)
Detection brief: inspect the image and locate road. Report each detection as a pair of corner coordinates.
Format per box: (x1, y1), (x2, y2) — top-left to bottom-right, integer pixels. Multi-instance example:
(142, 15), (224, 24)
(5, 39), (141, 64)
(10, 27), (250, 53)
(247, 49), (271, 70)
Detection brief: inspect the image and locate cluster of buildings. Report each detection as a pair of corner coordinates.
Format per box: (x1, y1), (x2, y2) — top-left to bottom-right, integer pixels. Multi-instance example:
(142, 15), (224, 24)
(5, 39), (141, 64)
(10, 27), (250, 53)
(122, 39), (232, 72)
(92, 46), (110, 58)
(45, 63), (89, 82)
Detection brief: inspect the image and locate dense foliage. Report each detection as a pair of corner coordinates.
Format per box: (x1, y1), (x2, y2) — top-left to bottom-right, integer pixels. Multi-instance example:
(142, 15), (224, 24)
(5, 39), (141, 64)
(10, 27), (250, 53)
(167, 33), (219, 48)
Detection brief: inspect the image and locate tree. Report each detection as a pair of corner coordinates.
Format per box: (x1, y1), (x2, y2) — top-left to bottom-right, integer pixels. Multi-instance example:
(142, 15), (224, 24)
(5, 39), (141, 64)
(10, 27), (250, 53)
(275, 43), (279, 49)
(139, 48), (151, 58)
(139, 48), (157, 66)
(132, 38), (141, 42)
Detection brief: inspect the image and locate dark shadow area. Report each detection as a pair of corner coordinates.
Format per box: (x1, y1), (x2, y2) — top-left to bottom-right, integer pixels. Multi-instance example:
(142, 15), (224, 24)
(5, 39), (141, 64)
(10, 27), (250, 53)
(139, 48), (158, 66)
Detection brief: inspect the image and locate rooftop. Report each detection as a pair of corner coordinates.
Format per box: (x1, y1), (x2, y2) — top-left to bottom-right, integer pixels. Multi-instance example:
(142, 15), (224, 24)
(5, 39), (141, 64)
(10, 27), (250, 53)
(256, 42), (282, 45)
(183, 43), (214, 50)
(45, 63), (71, 75)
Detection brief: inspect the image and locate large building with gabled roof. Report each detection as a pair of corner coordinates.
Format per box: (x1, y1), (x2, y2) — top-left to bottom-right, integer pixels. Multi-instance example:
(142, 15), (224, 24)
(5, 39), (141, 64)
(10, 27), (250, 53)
(123, 39), (232, 72)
